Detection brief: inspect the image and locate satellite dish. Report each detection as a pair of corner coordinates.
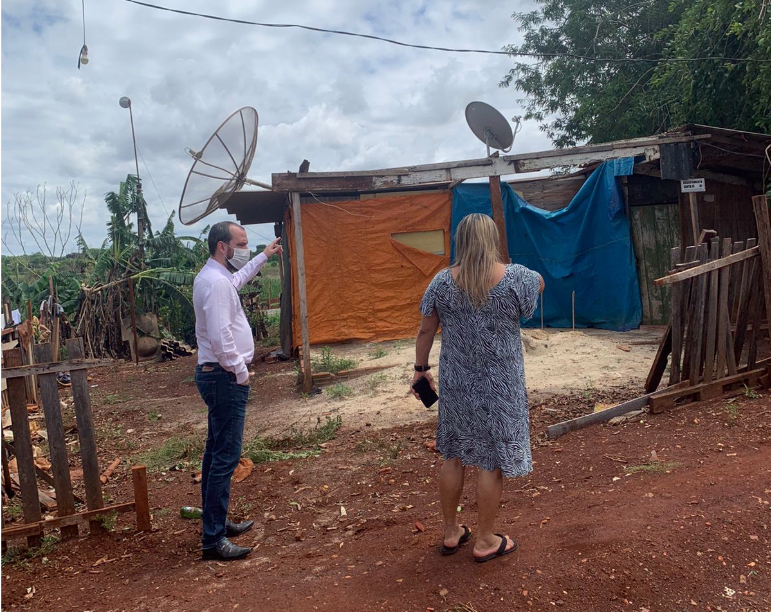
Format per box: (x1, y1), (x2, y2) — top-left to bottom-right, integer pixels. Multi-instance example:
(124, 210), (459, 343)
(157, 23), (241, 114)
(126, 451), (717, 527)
(178, 106), (271, 225)
(465, 101), (514, 157)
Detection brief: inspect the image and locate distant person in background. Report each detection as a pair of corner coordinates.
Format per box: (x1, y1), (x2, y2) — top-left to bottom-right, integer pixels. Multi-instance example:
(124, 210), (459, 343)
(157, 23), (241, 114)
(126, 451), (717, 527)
(193, 221), (282, 561)
(411, 213), (544, 563)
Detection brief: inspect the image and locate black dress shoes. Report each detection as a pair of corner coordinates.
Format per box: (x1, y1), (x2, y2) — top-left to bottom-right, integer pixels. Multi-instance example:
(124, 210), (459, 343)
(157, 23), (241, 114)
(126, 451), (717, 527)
(226, 519), (254, 537)
(202, 537), (252, 561)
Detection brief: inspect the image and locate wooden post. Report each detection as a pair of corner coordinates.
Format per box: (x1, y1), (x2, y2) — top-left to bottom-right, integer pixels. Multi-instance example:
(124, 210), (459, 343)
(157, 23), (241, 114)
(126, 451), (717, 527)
(132, 465), (151, 532)
(669, 248), (683, 385)
(540, 293), (544, 330)
(26, 300), (38, 405)
(489, 175), (510, 262)
(290, 192), (313, 393)
(715, 239), (734, 379)
(752, 195), (771, 330)
(33, 342), (78, 540)
(702, 238), (720, 383)
(66, 338), (105, 534)
(3, 348), (42, 547)
(688, 193), (700, 247)
(128, 277), (140, 365)
(687, 244), (708, 385)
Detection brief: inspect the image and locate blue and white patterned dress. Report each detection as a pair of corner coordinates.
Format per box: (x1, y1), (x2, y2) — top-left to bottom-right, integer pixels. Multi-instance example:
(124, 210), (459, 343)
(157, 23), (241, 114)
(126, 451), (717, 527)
(420, 264), (541, 478)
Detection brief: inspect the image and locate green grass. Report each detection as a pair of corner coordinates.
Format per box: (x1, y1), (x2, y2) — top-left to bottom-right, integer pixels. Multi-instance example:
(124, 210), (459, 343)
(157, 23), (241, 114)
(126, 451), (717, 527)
(138, 436), (205, 472)
(312, 347), (356, 374)
(725, 402), (740, 426)
(99, 511), (118, 531)
(366, 373), (388, 392)
(242, 416), (341, 464)
(368, 347), (388, 359)
(104, 393), (121, 405)
(326, 383), (354, 399)
(625, 460), (681, 474)
(743, 385), (760, 399)
(353, 436), (402, 466)
(2, 535), (59, 568)
(148, 410), (161, 422)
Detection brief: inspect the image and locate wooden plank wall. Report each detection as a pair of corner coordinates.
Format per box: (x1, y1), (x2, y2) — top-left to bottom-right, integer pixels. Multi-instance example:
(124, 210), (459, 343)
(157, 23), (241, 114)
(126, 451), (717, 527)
(630, 203), (681, 324)
(678, 182), (758, 245)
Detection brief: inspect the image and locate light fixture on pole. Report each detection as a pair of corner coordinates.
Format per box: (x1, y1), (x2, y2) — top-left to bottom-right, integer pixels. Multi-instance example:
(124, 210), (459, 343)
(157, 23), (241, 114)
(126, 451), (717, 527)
(77, 0), (88, 68)
(119, 96), (145, 249)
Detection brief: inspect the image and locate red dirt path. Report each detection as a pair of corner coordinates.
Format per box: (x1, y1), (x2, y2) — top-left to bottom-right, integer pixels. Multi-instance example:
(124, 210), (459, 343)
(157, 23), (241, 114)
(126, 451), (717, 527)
(2, 357), (770, 612)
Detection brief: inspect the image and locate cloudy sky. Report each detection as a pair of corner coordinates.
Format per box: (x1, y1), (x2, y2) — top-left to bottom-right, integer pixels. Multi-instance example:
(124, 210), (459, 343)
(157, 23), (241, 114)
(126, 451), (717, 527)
(2, 0), (549, 255)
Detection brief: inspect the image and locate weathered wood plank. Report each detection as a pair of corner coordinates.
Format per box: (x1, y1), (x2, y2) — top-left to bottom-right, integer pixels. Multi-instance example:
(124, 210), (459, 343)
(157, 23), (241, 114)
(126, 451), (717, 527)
(653, 246), (759, 286)
(715, 240), (734, 379)
(3, 348), (42, 547)
(703, 238), (721, 383)
(687, 244), (709, 385)
(669, 248), (683, 385)
(645, 324), (672, 393)
(0, 501), (135, 540)
(489, 175), (510, 263)
(291, 192), (313, 393)
(33, 343), (78, 541)
(66, 338), (104, 534)
(272, 135), (704, 192)
(546, 394), (652, 439)
(132, 465), (152, 532)
(752, 195), (771, 328)
(1, 359), (114, 379)
(733, 239), (758, 367)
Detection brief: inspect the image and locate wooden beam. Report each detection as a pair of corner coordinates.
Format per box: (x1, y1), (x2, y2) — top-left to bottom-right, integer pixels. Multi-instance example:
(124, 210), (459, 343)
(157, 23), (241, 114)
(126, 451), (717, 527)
(66, 338), (105, 534)
(3, 348), (42, 547)
(0, 501), (136, 540)
(752, 195), (771, 329)
(290, 192), (313, 393)
(1, 358), (114, 379)
(654, 247), (759, 286)
(546, 394), (652, 439)
(489, 175), (510, 262)
(272, 135), (705, 192)
(34, 343), (78, 541)
(688, 193), (700, 246)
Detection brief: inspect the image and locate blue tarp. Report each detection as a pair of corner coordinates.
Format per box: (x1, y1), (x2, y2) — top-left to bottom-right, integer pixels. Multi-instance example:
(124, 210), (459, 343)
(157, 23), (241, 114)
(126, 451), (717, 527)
(450, 160), (642, 331)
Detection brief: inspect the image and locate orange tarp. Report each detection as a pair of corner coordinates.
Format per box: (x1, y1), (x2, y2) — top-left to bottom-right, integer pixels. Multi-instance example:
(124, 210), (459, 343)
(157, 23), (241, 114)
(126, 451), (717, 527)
(288, 192), (452, 346)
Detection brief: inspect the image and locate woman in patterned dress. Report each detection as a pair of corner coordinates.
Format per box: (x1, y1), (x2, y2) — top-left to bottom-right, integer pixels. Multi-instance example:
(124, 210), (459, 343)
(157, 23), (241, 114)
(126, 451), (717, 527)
(411, 213), (543, 563)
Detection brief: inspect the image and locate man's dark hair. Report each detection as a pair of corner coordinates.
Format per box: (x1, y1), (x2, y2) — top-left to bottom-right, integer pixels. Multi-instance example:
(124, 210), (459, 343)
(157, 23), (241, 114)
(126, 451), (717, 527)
(208, 221), (239, 256)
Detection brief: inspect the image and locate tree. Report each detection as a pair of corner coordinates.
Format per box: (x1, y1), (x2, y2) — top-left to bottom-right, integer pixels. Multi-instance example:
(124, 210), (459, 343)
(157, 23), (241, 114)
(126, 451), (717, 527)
(2, 181), (85, 262)
(500, 0), (771, 147)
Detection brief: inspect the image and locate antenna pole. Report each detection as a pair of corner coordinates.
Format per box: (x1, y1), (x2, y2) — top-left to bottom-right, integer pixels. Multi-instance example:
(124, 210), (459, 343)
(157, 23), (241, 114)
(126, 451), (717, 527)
(127, 104), (144, 258)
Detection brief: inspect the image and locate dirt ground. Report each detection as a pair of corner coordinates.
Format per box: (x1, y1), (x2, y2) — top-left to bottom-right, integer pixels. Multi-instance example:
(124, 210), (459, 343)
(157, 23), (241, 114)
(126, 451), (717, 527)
(2, 328), (770, 612)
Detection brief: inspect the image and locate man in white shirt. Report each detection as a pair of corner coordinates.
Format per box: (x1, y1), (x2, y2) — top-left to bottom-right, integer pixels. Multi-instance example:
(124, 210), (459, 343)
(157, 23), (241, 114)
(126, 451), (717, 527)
(193, 221), (282, 561)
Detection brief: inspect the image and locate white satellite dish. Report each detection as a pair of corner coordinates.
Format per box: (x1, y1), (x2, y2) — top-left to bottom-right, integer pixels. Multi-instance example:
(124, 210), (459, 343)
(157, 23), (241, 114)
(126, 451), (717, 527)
(465, 101), (516, 157)
(178, 107), (271, 225)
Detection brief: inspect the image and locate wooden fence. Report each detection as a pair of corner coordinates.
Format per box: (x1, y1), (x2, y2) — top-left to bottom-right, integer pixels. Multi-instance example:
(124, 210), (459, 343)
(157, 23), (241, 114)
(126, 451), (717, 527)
(1, 338), (150, 548)
(645, 195), (771, 412)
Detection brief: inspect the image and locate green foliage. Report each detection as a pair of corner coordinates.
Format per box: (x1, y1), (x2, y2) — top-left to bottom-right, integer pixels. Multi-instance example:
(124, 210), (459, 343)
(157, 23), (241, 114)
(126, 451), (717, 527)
(326, 383), (354, 399)
(368, 347), (388, 359)
(501, 0), (771, 146)
(139, 436), (206, 471)
(311, 347), (357, 374)
(242, 416), (341, 464)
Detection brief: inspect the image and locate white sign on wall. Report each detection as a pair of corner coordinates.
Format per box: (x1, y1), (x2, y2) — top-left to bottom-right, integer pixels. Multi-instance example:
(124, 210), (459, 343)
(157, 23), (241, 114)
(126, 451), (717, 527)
(680, 178), (706, 193)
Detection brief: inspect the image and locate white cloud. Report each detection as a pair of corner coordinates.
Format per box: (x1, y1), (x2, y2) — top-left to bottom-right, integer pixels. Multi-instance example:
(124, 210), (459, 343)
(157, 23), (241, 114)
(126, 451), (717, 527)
(2, 0), (550, 253)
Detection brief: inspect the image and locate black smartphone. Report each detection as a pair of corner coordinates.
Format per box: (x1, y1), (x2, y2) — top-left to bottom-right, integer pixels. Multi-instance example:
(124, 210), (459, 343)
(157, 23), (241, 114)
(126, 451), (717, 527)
(412, 376), (438, 408)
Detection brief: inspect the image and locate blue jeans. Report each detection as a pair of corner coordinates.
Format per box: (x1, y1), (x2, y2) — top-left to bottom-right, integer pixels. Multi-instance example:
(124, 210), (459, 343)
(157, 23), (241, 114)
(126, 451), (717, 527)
(195, 364), (249, 549)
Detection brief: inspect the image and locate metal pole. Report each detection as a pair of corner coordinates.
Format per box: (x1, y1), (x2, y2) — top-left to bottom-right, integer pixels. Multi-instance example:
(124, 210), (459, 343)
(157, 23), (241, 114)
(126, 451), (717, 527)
(572, 291), (576, 331)
(127, 104), (144, 256)
(128, 277), (140, 365)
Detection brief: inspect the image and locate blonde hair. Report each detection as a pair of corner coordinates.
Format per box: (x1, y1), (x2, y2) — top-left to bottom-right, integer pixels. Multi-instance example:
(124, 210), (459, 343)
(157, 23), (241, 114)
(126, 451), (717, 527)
(453, 213), (502, 308)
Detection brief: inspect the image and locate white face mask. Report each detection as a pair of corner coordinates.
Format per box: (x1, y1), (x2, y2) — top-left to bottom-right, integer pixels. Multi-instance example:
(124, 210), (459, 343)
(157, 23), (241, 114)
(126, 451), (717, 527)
(227, 247), (251, 270)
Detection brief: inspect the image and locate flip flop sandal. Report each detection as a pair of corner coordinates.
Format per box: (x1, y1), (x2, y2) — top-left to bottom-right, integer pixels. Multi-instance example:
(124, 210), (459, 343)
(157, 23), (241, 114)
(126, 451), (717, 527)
(474, 534), (518, 563)
(439, 525), (472, 556)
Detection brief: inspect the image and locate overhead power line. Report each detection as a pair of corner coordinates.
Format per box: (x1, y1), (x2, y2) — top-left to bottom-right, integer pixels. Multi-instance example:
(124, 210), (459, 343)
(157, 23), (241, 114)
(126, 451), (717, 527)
(121, 0), (771, 64)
